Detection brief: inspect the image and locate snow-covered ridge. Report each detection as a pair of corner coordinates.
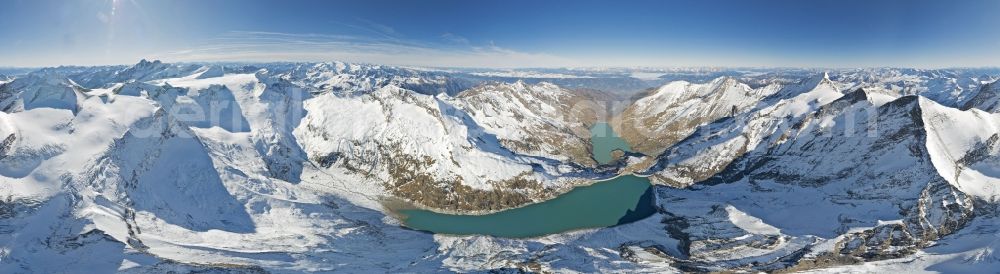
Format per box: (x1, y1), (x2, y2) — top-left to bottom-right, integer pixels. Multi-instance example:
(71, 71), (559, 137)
(283, 61), (474, 96)
(639, 86), (982, 271)
(921, 97), (1000, 201)
(445, 80), (602, 166)
(469, 70), (594, 79)
(962, 79), (1000, 112)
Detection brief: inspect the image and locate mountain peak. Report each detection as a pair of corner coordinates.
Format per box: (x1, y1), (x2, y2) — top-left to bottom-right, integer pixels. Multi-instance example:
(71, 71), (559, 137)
(802, 71), (837, 91)
(136, 59), (162, 67)
(845, 87), (869, 102)
(126, 59), (168, 73)
(193, 65), (224, 79)
(708, 76), (738, 86)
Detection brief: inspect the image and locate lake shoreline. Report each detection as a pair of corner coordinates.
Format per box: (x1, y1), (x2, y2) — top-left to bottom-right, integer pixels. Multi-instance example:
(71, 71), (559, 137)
(394, 175), (656, 238)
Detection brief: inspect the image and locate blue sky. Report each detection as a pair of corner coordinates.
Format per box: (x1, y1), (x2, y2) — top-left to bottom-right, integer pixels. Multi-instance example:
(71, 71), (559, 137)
(1, 0), (999, 68)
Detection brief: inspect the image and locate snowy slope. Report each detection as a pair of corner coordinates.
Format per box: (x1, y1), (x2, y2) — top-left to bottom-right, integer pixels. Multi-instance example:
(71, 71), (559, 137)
(833, 68), (993, 108)
(962, 79), (1000, 113)
(922, 97), (1000, 201)
(634, 92), (977, 271)
(285, 61), (473, 96)
(0, 72), (86, 114)
(615, 76), (780, 156)
(0, 60), (542, 272)
(446, 81), (602, 166)
(641, 73), (844, 186)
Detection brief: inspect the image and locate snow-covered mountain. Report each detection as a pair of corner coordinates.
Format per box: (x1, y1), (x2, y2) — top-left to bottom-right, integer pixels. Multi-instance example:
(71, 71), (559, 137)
(2, 60), (1000, 273)
(446, 81), (610, 166)
(962, 79), (1000, 112)
(637, 73), (845, 185)
(833, 68), (998, 108)
(615, 76), (779, 156)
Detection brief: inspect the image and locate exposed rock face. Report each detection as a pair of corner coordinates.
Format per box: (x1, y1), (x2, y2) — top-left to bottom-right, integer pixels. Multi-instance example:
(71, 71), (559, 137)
(0, 134), (15, 159)
(833, 180), (974, 260)
(963, 79), (1000, 112)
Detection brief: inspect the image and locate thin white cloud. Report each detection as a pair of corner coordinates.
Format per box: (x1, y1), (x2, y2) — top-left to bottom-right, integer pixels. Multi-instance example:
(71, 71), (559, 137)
(349, 17), (399, 38)
(441, 33), (470, 45)
(151, 30), (580, 68)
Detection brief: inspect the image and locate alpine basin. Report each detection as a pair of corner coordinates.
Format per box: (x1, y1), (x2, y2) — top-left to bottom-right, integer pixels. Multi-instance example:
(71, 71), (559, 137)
(396, 123), (654, 238)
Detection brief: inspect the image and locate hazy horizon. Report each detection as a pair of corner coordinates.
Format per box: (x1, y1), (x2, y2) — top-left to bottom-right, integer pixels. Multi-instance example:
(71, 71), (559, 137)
(2, 0), (999, 68)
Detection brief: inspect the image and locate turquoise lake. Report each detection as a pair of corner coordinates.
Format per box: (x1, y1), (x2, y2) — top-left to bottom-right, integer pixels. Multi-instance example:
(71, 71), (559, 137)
(397, 123), (654, 238)
(590, 122), (632, 164)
